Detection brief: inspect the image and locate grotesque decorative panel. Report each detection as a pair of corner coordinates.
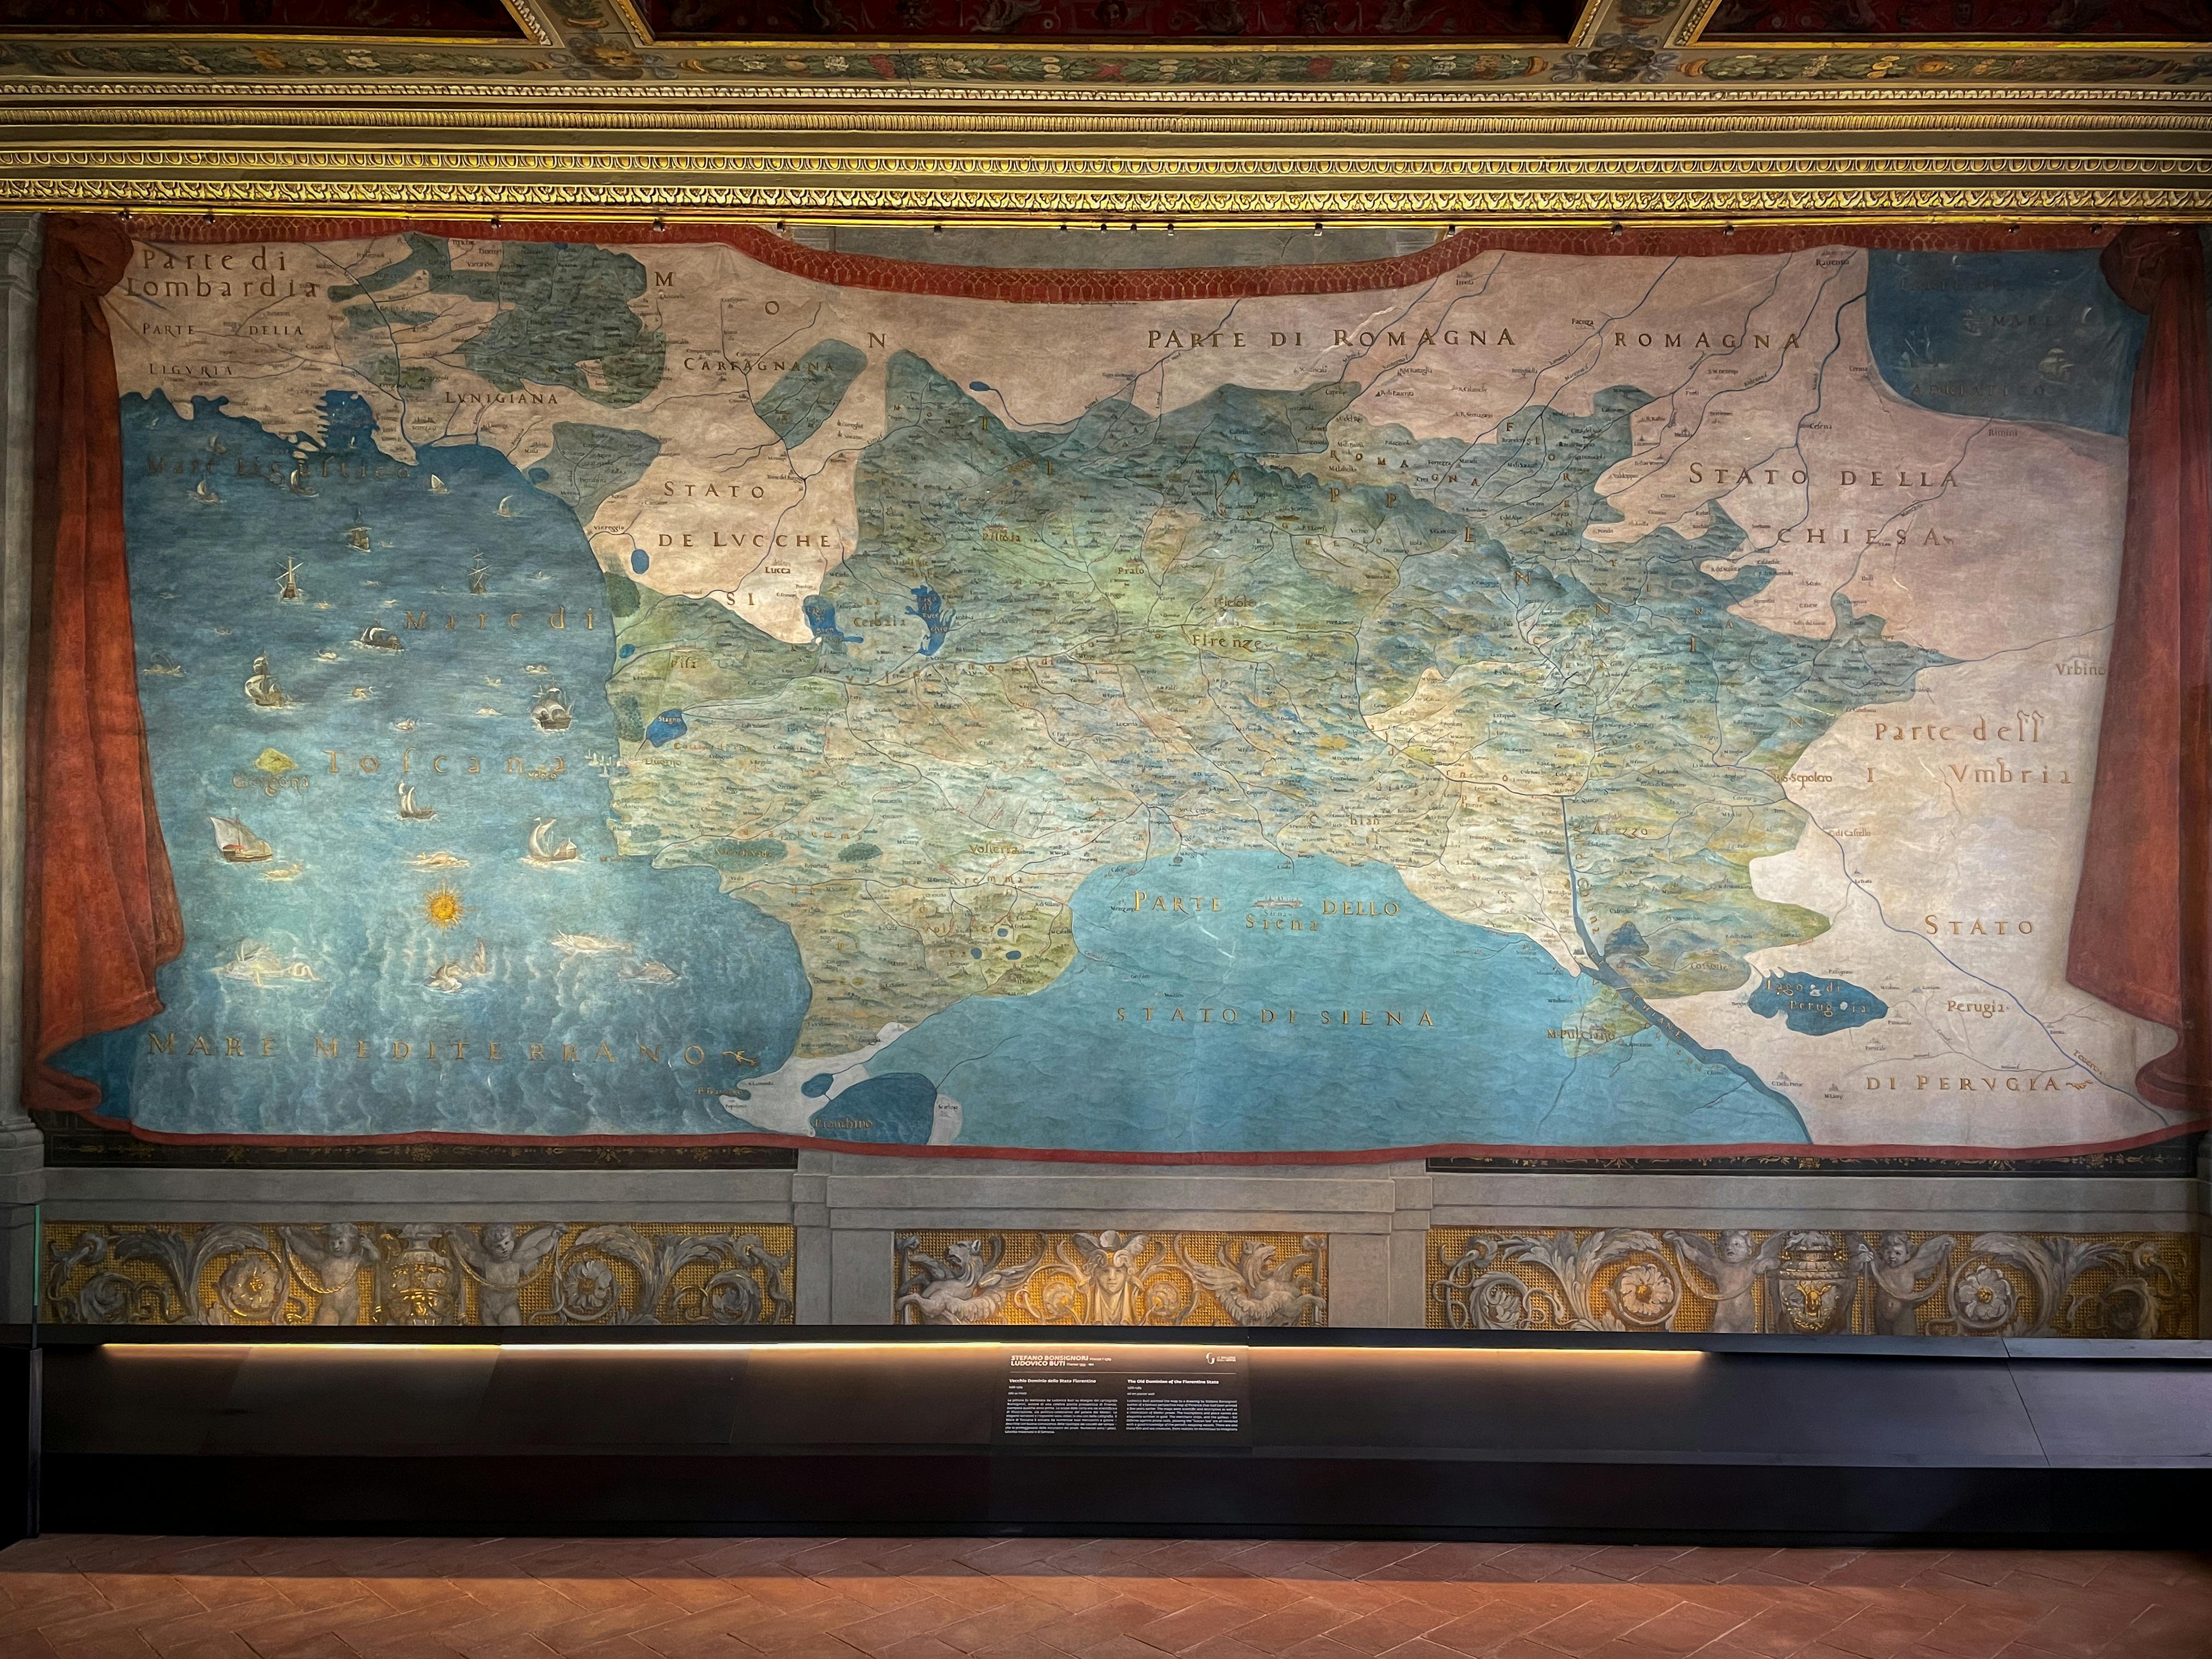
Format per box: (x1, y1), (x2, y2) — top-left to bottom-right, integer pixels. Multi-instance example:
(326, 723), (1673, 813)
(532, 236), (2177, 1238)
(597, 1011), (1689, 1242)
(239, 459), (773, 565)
(631, 0), (1583, 38)
(1427, 1225), (2197, 1338)
(0, 0), (528, 34)
(1696, 0), (2208, 37)
(895, 1229), (1327, 1325)
(42, 1220), (795, 1326)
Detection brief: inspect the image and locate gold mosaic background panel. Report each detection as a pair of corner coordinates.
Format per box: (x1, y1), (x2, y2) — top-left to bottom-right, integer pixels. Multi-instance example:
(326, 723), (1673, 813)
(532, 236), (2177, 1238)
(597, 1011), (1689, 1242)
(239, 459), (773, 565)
(43, 1220), (796, 1327)
(894, 1228), (1326, 1327)
(1426, 1226), (2197, 1338)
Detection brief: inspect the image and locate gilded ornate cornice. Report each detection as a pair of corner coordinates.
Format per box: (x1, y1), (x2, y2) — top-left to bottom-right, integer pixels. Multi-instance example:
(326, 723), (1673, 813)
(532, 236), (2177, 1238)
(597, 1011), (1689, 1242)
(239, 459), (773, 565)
(0, 150), (2203, 221)
(0, 0), (2204, 219)
(8, 82), (2212, 108)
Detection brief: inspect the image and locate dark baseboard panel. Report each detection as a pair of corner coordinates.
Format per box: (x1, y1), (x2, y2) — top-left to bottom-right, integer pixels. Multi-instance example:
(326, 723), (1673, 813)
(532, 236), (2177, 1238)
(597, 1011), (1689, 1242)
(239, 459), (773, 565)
(36, 1452), (2209, 1547)
(26, 1333), (2212, 1545)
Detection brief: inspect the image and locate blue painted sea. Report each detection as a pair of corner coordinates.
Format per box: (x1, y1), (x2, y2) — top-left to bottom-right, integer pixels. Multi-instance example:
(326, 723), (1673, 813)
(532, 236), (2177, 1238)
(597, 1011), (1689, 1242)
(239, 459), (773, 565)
(1867, 249), (2145, 436)
(873, 850), (1808, 1153)
(56, 393), (810, 1136)
(65, 391), (1821, 1151)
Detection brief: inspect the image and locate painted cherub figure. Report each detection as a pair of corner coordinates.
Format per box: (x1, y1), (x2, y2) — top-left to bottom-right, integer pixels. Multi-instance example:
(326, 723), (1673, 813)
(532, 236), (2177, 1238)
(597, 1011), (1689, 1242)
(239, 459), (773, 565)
(280, 1223), (378, 1325)
(1665, 1228), (1785, 1333)
(1854, 1231), (1955, 1337)
(445, 1222), (561, 1325)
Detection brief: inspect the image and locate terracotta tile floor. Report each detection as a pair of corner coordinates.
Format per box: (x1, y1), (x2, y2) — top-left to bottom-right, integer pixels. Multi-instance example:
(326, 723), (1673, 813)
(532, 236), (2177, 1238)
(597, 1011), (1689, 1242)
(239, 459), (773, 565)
(0, 1536), (2204, 1659)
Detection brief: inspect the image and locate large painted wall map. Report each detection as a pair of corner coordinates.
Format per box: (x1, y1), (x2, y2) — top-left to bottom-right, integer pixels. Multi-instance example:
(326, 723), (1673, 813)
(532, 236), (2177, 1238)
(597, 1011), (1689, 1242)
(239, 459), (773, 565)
(59, 230), (2182, 1156)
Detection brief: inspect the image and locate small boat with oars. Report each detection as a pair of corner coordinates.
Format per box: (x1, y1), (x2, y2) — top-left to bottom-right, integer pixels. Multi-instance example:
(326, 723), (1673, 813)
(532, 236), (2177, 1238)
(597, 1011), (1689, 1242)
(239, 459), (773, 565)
(526, 817), (580, 865)
(277, 557), (303, 602)
(210, 814), (273, 864)
(531, 685), (573, 733)
(193, 478), (221, 505)
(354, 623), (404, 652)
(243, 655), (289, 708)
(397, 782), (436, 821)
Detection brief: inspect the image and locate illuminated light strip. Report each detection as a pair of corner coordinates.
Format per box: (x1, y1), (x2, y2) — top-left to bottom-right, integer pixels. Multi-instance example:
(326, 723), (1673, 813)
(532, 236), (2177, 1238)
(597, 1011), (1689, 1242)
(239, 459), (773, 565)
(100, 1341), (1706, 1361)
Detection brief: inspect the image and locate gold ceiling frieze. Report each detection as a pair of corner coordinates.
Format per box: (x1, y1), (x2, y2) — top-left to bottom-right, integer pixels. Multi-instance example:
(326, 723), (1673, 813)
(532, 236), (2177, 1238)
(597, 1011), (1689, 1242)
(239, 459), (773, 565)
(8, 105), (2212, 134)
(0, 5), (2205, 97)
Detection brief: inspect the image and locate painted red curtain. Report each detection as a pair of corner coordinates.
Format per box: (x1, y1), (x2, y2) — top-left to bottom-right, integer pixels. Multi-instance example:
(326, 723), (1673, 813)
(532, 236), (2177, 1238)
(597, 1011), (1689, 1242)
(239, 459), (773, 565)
(18, 214), (2211, 1126)
(22, 214), (184, 1115)
(2067, 227), (2211, 1114)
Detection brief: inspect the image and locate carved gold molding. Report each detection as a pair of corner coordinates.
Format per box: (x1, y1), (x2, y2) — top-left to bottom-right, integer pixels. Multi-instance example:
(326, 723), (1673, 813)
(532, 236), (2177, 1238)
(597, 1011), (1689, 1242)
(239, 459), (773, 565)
(1, 145), (2206, 221)
(10, 189), (2204, 220)
(12, 148), (2204, 177)
(6, 82), (2212, 106)
(500, 0), (563, 46)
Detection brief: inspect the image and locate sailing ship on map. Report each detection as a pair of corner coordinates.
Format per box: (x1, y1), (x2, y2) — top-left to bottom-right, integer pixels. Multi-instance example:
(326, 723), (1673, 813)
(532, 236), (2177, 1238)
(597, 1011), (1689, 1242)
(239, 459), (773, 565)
(286, 458), (315, 496)
(530, 685), (572, 732)
(469, 552), (489, 595)
(397, 782), (436, 821)
(210, 814), (272, 864)
(495, 496), (517, 518)
(526, 818), (580, 865)
(354, 623), (404, 651)
(243, 655), (290, 708)
(193, 478), (221, 505)
(346, 524), (371, 552)
(206, 433), (227, 457)
(429, 474), (450, 495)
(277, 557), (303, 602)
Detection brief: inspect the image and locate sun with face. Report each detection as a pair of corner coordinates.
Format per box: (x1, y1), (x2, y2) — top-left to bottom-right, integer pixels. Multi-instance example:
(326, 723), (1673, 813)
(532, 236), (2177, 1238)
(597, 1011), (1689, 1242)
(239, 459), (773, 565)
(424, 882), (465, 930)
